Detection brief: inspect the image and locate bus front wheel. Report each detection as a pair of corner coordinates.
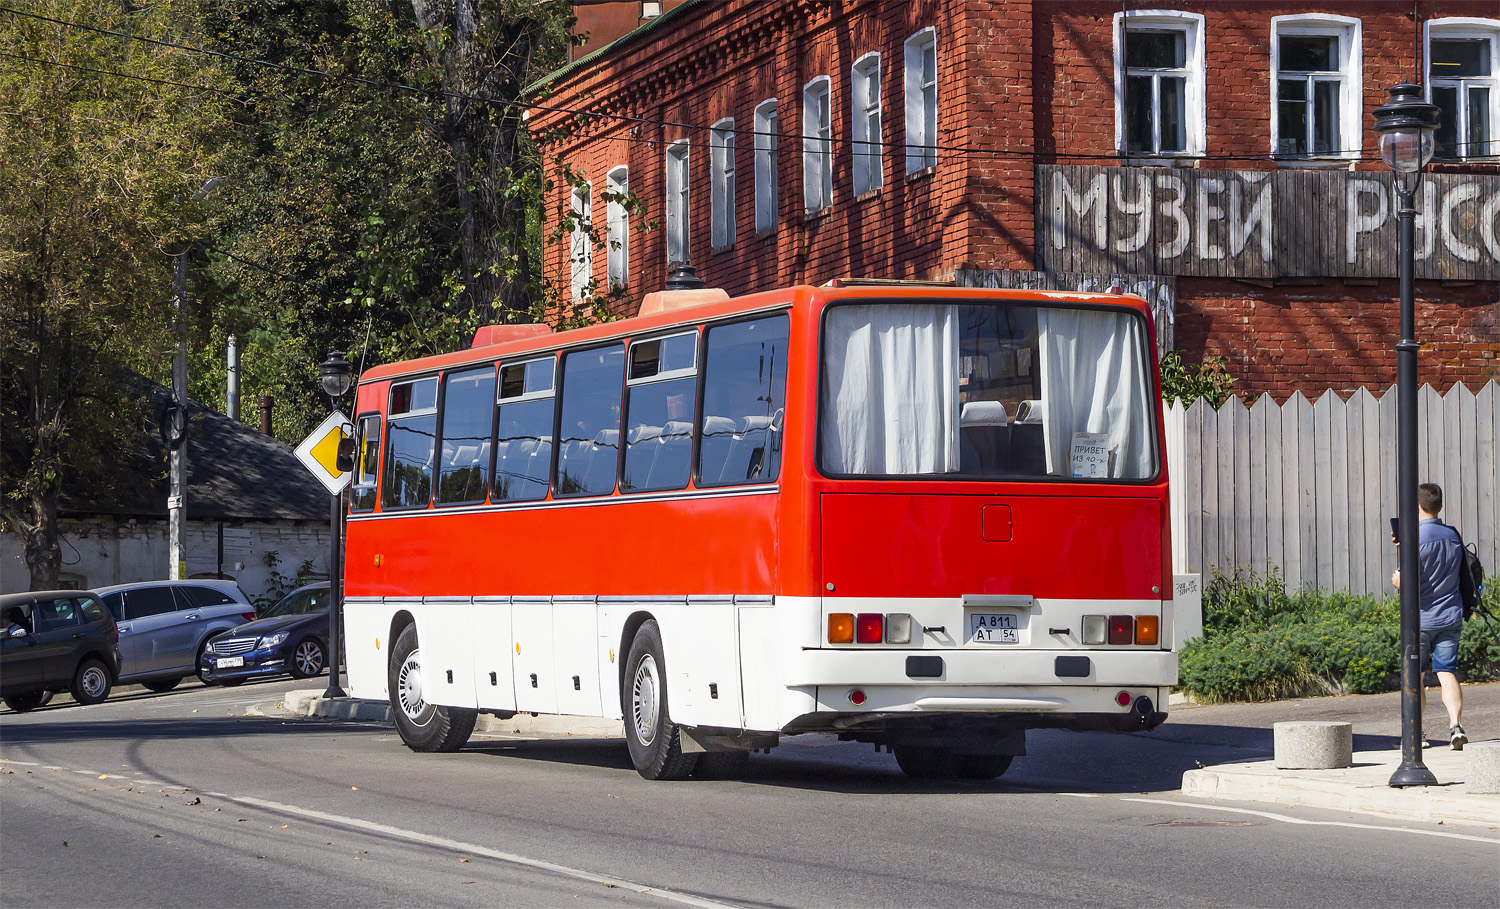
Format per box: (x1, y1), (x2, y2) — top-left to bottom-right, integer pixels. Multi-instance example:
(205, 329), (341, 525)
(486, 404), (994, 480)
(623, 620), (697, 781)
(389, 624), (476, 753)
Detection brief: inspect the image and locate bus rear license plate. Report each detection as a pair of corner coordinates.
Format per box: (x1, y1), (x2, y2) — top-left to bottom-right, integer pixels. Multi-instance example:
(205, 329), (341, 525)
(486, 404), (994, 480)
(216, 657), (244, 669)
(968, 613), (1019, 643)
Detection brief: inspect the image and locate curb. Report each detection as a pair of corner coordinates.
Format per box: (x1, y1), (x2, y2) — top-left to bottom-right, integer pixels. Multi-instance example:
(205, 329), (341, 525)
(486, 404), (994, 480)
(283, 690), (624, 738)
(1181, 749), (1500, 829)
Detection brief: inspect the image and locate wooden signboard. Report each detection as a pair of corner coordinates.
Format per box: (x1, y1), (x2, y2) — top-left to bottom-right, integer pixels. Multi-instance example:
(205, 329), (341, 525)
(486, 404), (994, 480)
(1037, 165), (1500, 282)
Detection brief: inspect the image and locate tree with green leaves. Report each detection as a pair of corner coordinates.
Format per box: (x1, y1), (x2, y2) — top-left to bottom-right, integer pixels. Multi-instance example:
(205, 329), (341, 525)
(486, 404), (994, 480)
(0, 0), (229, 589)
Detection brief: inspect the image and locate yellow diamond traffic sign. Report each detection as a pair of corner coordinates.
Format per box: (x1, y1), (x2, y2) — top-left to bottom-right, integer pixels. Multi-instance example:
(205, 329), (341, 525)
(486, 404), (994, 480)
(294, 411), (353, 494)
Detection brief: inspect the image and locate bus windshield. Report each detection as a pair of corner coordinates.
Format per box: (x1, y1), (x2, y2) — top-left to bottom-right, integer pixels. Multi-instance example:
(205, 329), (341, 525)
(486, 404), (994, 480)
(819, 301), (1157, 480)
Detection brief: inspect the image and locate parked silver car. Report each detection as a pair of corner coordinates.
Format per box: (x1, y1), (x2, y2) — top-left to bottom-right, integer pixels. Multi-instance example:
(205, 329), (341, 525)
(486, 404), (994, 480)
(94, 580), (257, 691)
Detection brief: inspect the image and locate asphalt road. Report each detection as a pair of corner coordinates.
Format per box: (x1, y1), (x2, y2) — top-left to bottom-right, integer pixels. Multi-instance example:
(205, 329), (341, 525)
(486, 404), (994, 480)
(2, 678), (1497, 908)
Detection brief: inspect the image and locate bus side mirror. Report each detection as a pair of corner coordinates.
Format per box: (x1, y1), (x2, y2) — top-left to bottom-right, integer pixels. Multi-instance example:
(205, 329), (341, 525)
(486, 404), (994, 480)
(336, 437), (357, 473)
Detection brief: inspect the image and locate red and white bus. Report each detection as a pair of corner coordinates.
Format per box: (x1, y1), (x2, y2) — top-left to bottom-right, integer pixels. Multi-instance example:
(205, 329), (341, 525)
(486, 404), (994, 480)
(341, 281), (1177, 780)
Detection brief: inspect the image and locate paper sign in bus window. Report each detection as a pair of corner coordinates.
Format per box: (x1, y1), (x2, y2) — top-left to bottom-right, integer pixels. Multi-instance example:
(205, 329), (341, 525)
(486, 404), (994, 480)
(1070, 431), (1113, 478)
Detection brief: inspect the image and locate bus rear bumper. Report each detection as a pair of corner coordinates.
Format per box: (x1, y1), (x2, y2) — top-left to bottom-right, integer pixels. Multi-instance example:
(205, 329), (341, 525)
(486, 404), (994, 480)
(783, 646), (1177, 688)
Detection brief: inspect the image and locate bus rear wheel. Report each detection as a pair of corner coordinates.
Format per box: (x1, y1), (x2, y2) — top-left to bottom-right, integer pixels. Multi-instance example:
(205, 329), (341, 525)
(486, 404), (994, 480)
(623, 620), (697, 781)
(388, 624), (475, 753)
(893, 746), (1013, 781)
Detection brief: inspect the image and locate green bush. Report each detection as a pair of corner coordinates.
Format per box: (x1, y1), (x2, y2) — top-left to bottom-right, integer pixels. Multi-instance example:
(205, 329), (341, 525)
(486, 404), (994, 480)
(1177, 568), (1499, 703)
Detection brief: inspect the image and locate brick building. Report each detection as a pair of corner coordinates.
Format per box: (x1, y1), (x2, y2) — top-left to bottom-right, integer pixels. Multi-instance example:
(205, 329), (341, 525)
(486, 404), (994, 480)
(532, 1), (1500, 400)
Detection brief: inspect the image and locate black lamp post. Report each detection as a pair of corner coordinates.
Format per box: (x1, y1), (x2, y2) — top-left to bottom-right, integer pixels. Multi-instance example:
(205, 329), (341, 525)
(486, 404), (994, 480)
(1372, 83), (1440, 789)
(319, 351), (355, 699)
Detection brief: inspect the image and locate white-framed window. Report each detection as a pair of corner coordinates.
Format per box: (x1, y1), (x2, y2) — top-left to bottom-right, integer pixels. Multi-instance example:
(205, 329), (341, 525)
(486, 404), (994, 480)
(904, 28), (937, 173)
(852, 52), (883, 195)
(569, 182), (591, 301)
(641, 2), (661, 19)
(665, 140), (689, 265)
(606, 166), (628, 289)
(1270, 16), (1361, 158)
(710, 119), (736, 248)
(1426, 18), (1499, 159)
(1114, 10), (1206, 157)
(754, 99), (779, 232)
(803, 76), (832, 213)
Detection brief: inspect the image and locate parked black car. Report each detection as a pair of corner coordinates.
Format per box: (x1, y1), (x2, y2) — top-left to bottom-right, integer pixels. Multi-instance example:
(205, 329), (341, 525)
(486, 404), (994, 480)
(198, 584), (330, 685)
(0, 590), (121, 712)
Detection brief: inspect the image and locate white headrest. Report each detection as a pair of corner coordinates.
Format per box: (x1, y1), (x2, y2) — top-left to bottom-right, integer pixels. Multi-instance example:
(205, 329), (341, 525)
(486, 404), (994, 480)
(702, 415), (738, 436)
(1015, 400), (1045, 424)
(741, 415), (773, 433)
(661, 421), (693, 439)
(960, 400), (1009, 427)
(628, 425), (662, 444)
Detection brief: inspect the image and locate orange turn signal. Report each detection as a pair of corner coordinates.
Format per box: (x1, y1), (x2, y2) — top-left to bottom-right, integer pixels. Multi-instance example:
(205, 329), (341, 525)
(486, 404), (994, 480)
(1135, 615), (1160, 646)
(828, 613), (854, 644)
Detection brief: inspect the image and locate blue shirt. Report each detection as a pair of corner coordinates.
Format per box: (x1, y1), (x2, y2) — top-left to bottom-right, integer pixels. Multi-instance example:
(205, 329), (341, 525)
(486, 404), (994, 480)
(1416, 517), (1464, 630)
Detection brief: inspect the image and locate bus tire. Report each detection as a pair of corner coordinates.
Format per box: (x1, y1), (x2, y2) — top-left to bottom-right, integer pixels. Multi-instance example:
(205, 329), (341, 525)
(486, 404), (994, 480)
(693, 750), (750, 780)
(389, 624), (475, 753)
(623, 620), (697, 781)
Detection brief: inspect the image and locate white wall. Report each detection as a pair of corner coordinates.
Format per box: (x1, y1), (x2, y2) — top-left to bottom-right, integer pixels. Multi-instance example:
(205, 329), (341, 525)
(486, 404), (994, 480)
(0, 517), (329, 605)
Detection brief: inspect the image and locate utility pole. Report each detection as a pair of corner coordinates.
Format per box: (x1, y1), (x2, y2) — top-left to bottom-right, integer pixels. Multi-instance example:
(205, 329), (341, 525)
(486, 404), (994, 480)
(169, 248), (188, 581)
(227, 334), (240, 421)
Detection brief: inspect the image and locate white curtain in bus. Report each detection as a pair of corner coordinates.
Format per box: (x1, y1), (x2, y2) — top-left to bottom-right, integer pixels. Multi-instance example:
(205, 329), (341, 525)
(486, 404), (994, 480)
(821, 304), (960, 474)
(1036, 308), (1153, 478)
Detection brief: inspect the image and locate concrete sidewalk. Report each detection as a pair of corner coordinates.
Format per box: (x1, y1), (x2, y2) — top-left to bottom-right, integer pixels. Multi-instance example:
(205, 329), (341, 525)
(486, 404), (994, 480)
(283, 685), (1500, 829)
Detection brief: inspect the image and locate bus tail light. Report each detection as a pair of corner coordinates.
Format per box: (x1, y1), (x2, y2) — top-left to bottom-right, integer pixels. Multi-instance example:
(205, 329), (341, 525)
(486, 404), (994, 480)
(848, 689), (867, 706)
(1107, 615), (1134, 646)
(1135, 615), (1160, 646)
(856, 613), (883, 644)
(828, 614), (854, 644)
(884, 613), (912, 644)
(1116, 690), (1132, 707)
(1082, 615), (1107, 645)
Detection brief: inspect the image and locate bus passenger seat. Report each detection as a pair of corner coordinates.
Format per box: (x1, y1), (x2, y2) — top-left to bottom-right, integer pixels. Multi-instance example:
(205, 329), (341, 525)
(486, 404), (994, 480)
(699, 415), (738, 483)
(623, 425), (663, 489)
(959, 401), (1009, 474)
(647, 421), (693, 488)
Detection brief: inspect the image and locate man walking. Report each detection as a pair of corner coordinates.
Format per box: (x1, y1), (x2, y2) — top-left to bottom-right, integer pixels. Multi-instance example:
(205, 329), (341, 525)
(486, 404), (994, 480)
(1391, 482), (1467, 749)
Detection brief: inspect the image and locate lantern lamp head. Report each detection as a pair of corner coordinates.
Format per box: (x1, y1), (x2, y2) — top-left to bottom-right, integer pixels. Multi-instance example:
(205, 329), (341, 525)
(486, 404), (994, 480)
(1372, 83), (1440, 190)
(319, 351), (354, 399)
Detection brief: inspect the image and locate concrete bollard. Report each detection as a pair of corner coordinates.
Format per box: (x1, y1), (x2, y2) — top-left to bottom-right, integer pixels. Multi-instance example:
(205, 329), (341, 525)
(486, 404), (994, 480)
(1273, 721), (1353, 770)
(1467, 741), (1500, 793)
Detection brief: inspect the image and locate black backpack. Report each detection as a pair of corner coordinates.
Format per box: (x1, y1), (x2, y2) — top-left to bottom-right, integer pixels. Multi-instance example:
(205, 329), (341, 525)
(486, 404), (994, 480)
(1453, 529), (1486, 621)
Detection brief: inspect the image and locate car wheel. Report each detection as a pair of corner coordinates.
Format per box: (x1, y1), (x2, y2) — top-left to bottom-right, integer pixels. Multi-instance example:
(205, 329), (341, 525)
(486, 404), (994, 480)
(623, 620), (698, 781)
(218, 679), (245, 687)
(388, 623), (475, 753)
(3, 690), (47, 713)
(71, 658), (112, 706)
(141, 677), (183, 693)
(289, 637), (326, 679)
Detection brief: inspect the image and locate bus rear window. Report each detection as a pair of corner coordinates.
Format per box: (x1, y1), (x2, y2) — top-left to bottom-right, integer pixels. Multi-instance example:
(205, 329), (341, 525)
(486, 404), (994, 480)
(819, 302), (1157, 480)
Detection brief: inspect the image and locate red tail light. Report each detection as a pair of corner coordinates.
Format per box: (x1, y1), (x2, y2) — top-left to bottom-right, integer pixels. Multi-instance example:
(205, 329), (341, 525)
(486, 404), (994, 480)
(241, 612), (258, 623)
(1108, 615), (1134, 645)
(856, 613), (884, 644)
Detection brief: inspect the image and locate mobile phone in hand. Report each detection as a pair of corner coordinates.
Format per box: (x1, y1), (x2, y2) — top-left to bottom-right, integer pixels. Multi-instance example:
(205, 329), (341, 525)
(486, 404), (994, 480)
(1390, 517), (1399, 540)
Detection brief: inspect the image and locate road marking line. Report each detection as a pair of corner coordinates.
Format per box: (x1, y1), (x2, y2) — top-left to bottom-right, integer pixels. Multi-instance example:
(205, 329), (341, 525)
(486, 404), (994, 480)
(1123, 797), (1500, 843)
(206, 792), (736, 908)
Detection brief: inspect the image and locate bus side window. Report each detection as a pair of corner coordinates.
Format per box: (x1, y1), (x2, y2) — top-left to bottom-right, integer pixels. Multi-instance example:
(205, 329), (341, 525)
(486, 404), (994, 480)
(698, 314), (790, 486)
(383, 377), (438, 510)
(436, 367), (496, 506)
(494, 357), (556, 502)
(351, 414), (381, 512)
(622, 331), (698, 493)
(555, 345), (625, 497)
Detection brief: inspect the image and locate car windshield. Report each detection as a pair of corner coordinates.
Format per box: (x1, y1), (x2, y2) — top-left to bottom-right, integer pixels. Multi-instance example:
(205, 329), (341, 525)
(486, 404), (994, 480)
(263, 588), (330, 618)
(819, 301), (1158, 480)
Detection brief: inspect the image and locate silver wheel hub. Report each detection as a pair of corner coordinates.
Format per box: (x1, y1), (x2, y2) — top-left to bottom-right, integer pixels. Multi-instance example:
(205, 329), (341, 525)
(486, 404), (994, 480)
(81, 667), (106, 698)
(295, 641), (322, 675)
(397, 649), (428, 721)
(631, 654), (661, 746)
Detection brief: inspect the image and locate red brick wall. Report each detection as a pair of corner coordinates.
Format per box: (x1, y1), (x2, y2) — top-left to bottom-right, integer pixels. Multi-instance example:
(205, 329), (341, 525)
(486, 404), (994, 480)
(532, 0), (1499, 397)
(1176, 278), (1499, 400)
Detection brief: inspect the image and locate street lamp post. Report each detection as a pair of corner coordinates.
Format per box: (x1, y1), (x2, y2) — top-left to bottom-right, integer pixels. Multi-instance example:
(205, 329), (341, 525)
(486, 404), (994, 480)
(1372, 83), (1440, 789)
(319, 351), (355, 699)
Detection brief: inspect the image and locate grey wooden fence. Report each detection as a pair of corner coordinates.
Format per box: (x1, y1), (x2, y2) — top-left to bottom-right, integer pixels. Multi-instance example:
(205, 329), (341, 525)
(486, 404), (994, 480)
(1164, 382), (1499, 594)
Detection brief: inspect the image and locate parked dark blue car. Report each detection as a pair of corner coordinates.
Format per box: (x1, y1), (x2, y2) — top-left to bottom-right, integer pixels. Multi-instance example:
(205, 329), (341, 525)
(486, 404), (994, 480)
(198, 584), (330, 685)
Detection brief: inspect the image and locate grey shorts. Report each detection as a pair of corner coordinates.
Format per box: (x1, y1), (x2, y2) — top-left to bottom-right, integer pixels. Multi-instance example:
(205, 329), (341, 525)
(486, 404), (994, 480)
(1420, 624), (1462, 675)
